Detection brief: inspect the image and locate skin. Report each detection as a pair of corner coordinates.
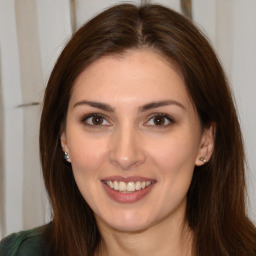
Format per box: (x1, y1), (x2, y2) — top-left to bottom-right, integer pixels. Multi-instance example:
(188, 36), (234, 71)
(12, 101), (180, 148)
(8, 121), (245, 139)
(61, 49), (214, 255)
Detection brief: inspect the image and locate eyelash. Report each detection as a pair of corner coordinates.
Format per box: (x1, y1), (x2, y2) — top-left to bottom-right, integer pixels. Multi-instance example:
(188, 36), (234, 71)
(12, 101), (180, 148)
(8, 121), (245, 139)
(81, 113), (111, 127)
(80, 113), (174, 128)
(145, 113), (174, 128)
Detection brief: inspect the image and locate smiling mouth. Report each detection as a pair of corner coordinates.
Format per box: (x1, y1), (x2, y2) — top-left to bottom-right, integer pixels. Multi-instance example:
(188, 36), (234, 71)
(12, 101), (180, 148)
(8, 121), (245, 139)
(103, 180), (153, 193)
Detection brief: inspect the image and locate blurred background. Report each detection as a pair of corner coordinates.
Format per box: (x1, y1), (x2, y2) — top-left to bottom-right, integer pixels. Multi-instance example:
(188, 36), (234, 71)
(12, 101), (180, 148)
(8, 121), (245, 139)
(0, 0), (255, 238)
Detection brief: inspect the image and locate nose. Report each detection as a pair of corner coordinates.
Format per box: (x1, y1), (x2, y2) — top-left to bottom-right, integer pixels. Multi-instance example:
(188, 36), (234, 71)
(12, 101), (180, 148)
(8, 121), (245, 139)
(108, 126), (146, 170)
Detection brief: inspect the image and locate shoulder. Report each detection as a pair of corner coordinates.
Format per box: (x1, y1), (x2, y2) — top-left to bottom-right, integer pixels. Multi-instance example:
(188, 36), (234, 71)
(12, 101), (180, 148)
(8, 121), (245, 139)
(0, 224), (49, 256)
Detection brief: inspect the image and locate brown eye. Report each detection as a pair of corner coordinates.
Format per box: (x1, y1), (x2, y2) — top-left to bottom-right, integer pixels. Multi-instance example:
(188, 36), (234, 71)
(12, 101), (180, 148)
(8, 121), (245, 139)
(153, 115), (166, 125)
(91, 115), (104, 125)
(82, 114), (110, 126)
(146, 114), (173, 127)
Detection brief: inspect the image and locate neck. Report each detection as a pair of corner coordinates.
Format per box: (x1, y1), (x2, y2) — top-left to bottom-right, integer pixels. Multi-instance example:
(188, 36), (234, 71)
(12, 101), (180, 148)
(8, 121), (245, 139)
(95, 213), (194, 256)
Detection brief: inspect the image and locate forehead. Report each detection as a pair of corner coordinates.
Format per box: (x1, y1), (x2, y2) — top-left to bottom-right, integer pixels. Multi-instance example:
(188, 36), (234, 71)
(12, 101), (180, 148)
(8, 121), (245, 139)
(69, 49), (191, 108)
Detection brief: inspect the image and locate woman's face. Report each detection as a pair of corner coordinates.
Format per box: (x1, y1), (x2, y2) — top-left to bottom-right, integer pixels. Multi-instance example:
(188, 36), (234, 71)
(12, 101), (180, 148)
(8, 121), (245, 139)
(61, 49), (213, 232)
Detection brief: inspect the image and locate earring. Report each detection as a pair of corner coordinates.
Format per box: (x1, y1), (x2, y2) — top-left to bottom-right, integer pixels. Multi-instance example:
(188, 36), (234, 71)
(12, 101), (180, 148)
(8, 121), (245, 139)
(199, 157), (207, 163)
(64, 152), (70, 161)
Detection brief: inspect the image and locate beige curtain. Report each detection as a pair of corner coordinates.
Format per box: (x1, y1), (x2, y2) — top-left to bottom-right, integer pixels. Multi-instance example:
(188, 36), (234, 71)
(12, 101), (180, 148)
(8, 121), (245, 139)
(0, 0), (255, 238)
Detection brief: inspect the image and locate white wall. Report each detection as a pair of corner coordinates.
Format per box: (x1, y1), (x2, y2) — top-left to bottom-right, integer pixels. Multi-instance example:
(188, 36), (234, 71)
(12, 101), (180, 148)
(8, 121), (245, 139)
(193, 0), (256, 221)
(0, 0), (255, 238)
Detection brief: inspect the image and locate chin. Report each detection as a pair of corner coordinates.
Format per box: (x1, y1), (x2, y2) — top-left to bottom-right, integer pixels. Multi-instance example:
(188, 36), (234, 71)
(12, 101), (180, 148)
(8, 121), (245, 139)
(97, 210), (156, 233)
(109, 220), (152, 233)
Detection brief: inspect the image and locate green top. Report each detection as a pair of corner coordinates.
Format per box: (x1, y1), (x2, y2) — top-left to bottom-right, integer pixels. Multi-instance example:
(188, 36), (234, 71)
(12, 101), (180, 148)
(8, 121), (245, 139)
(0, 225), (47, 256)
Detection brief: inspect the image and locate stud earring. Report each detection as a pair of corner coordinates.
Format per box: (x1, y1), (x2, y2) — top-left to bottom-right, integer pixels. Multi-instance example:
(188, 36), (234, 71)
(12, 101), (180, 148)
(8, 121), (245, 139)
(199, 157), (207, 163)
(64, 152), (70, 161)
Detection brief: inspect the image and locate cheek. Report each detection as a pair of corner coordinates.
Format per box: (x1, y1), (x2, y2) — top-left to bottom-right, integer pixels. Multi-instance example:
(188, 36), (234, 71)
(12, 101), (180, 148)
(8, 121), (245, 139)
(68, 137), (107, 205)
(147, 133), (199, 197)
(149, 133), (199, 169)
(69, 144), (97, 190)
(147, 135), (197, 211)
(66, 137), (104, 204)
(68, 133), (108, 172)
(67, 134), (110, 201)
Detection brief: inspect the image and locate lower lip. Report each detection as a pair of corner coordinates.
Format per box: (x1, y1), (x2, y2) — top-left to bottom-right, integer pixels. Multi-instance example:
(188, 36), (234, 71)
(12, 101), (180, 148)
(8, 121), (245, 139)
(102, 181), (155, 203)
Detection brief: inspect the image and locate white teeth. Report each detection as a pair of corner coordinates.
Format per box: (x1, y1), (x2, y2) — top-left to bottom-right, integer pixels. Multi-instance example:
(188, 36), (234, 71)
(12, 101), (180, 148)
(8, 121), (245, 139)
(135, 181), (142, 190)
(146, 181), (151, 186)
(114, 181), (119, 190)
(106, 181), (114, 188)
(119, 181), (126, 192)
(105, 180), (152, 192)
(127, 182), (135, 192)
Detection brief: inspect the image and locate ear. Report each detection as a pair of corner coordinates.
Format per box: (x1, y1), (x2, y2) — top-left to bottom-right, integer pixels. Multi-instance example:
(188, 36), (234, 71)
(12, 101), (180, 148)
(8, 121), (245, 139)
(60, 131), (71, 163)
(195, 123), (215, 166)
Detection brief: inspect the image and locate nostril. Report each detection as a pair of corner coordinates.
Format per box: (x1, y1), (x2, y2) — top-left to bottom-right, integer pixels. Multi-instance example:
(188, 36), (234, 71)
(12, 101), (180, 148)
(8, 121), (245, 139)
(109, 153), (146, 170)
(108, 129), (146, 170)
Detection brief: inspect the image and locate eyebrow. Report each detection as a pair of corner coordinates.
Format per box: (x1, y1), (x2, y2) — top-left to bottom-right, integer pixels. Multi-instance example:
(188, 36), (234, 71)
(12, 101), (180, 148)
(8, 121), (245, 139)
(138, 100), (185, 112)
(73, 99), (185, 112)
(73, 100), (115, 112)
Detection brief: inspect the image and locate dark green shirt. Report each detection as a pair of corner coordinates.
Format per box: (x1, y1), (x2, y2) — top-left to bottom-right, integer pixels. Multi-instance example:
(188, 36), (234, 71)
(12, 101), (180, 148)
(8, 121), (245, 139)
(0, 225), (47, 256)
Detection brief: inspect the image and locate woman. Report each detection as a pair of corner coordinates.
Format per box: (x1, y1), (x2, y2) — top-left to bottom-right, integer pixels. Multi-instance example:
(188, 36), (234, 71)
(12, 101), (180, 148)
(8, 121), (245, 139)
(1, 3), (256, 256)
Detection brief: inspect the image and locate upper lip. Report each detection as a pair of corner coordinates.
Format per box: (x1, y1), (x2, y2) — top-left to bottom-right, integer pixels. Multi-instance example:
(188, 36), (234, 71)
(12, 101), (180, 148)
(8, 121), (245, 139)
(101, 176), (156, 182)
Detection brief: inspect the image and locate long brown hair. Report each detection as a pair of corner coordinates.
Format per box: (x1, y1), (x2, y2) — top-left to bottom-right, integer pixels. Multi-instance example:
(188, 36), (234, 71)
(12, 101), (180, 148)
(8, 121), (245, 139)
(40, 3), (256, 256)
